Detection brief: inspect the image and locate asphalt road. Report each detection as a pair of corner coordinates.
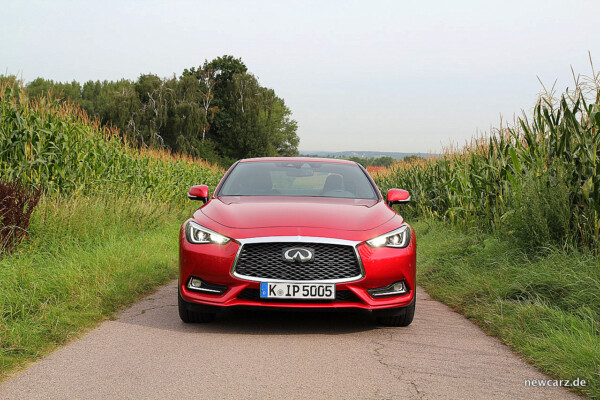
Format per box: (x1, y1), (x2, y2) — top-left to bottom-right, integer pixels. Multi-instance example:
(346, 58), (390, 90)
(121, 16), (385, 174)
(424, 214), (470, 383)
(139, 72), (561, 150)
(0, 282), (580, 399)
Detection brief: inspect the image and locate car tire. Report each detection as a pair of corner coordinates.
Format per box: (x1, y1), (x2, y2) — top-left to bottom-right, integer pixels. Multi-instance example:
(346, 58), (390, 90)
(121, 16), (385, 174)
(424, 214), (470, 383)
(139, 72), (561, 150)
(178, 291), (216, 323)
(375, 297), (416, 327)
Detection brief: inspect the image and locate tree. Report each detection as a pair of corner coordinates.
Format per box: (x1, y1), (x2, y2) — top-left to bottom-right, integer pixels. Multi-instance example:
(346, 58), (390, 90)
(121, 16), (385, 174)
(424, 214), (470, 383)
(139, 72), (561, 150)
(27, 78), (82, 103)
(22, 55), (299, 163)
(403, 155), (424, 163)
(216, 72), (299, 159)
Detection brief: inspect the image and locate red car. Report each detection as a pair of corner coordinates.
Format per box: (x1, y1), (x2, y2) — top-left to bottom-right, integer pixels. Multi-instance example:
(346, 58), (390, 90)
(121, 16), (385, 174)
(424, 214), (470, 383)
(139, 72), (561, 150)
(178, 157), (416, 326)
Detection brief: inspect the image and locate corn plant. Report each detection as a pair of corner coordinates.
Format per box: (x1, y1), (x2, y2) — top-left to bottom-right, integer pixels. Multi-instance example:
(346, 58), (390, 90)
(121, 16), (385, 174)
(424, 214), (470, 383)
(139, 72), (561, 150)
(374, 68), (600, 250)
(0, 78), (224, 208)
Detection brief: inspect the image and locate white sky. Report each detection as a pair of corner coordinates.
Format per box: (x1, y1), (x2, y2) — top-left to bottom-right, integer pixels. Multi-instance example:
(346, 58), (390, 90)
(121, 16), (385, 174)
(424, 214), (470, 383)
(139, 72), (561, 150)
(2, 0), (599, 153)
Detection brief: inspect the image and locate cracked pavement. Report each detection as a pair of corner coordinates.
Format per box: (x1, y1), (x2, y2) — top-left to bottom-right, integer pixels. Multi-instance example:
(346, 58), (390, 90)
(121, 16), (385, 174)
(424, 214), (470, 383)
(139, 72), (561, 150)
(0, 282), (580, 399)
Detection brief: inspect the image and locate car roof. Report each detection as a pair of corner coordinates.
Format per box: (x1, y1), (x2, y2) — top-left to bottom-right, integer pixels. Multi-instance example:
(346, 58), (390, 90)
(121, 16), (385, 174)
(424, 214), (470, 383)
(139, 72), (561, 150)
(239, 157), (357, 165)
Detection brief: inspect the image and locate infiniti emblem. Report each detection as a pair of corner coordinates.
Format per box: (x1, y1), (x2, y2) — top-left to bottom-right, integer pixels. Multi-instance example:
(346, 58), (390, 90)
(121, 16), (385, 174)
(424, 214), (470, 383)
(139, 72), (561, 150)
(283, 247), (314, 263)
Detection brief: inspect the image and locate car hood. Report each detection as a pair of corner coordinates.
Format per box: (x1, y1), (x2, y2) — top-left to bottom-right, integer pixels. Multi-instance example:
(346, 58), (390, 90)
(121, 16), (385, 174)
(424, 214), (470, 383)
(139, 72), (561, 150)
(200, 196), (396, 231)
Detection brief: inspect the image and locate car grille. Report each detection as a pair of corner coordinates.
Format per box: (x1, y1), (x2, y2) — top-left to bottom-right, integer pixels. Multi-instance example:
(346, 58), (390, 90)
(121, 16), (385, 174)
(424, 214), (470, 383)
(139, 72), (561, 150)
(236, 288), (362, 303)
(233, 242), (362, 282)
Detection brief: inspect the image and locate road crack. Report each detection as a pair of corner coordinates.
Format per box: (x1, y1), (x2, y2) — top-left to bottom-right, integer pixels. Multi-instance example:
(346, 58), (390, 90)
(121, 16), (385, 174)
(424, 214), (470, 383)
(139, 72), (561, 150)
(372, 336), (427, 399)
(410, 381), (424, 400)
(373, 341), (388, 366)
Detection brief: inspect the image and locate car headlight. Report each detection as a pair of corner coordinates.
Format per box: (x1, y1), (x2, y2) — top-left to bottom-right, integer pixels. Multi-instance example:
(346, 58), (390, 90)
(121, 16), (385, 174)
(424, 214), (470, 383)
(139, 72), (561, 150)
(366, 225), (411, 248)
(185, 220), (231, 245)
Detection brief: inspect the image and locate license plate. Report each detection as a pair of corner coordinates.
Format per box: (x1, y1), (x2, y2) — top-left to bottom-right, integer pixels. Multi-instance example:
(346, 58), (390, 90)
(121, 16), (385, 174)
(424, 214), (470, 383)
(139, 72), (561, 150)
(260, 282), (335, 299)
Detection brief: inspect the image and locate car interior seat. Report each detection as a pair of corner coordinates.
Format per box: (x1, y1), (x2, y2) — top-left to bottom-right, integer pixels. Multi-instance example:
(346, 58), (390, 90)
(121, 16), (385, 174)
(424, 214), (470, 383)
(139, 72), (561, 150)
(322, 174), (343, 194)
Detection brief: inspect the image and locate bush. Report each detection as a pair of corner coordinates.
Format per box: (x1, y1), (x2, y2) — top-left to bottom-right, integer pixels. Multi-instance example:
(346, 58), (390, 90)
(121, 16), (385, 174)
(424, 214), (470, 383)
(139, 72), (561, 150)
(0, 180), (42, 253)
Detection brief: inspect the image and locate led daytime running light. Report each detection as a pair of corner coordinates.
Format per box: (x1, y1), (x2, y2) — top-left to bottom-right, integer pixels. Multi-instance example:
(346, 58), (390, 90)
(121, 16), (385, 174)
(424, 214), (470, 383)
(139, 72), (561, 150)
(185, 221), (231, 245)
(366, 225), (411, 248)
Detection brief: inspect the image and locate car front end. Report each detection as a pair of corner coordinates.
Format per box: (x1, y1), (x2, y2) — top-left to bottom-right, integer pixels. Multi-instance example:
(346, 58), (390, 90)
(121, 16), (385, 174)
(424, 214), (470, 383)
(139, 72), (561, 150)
(178, 158), (416, 326)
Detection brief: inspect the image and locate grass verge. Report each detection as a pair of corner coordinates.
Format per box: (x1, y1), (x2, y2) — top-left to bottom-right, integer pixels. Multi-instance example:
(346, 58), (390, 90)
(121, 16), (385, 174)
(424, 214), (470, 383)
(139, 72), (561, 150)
(0, 194), (194, 382)
(2, 195), (598, 398)
(414, 219), (600, 398)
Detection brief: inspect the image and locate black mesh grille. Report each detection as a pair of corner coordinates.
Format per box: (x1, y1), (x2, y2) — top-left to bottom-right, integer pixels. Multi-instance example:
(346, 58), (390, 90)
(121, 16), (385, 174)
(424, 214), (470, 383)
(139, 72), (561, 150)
(234, 242), (361, 281)
(237, 288), (362, 303)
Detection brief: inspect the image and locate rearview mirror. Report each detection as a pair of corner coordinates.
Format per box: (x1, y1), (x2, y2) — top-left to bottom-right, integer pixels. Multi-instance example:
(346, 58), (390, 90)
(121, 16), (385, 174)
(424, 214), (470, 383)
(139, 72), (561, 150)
(387, 189), (410, 207)
(188, 185), (209, 203)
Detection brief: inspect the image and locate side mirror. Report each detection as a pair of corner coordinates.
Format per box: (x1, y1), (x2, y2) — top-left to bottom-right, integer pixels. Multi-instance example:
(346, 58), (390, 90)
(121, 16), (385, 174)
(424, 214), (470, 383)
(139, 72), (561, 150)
(387, 189), (410, 207)
(188, 185), (209, 203)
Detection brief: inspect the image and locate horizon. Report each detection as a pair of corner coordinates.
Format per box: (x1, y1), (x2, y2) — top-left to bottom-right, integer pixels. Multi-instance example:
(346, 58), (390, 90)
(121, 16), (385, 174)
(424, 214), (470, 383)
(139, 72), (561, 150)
(298, 149), (438, 157)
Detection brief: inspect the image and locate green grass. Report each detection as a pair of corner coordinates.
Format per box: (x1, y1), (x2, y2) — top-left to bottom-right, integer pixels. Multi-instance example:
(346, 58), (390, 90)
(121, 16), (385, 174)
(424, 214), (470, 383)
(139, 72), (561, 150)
(414, 219), (600, 398)
(0, 193), (196, 381)
(0, 77), (222, 382)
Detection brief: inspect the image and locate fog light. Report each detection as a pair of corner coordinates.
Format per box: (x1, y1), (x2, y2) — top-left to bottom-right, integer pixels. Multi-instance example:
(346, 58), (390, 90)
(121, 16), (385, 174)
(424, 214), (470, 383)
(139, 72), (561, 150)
(189, 277), (203, 289)
(393, 282), (405, 292)
(186, 277), (228, 295)
(367, 281), (409, 298)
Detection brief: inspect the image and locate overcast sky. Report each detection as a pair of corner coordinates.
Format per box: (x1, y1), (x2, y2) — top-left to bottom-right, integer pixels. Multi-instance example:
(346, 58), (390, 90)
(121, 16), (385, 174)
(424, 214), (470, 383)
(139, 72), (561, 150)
(2, 0), (599, 153)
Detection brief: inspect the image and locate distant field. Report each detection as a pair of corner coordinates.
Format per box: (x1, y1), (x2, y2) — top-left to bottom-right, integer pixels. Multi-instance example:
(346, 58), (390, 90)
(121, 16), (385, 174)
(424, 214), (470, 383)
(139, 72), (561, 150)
(300, 150), (436, 159)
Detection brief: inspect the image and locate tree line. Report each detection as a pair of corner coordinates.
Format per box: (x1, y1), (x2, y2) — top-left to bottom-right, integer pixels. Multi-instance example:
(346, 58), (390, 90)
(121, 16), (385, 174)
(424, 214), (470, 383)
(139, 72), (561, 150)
(301, 154), (407, 168)
(25, 56), (299, 166)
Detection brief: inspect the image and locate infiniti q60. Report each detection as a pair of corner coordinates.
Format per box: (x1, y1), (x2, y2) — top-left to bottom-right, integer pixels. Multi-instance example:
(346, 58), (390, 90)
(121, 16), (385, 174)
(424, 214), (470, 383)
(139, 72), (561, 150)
(179, 158), (416, 326)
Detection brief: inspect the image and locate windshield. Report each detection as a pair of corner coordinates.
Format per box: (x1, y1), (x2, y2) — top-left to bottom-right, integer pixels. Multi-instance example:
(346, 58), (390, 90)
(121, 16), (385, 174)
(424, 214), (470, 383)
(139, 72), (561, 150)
(218, 161), (378, 199)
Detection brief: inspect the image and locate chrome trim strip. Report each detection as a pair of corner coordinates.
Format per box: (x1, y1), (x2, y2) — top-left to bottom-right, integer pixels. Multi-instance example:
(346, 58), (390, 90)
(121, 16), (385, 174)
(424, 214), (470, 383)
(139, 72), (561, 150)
(186, 276), (227, 294)
(231, 244), (245, 277)
(188, 286), (223, 294)
(370, 290), (408, 297)
(353, 246), (365, 281)
(230, 236), (365, 284)
(233, 273), (364, 284)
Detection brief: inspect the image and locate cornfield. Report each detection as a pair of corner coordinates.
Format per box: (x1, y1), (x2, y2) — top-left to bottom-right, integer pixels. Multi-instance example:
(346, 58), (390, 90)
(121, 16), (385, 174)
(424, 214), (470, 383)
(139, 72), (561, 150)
(0, 78), (223, 207)
(375, 67), (600, 250)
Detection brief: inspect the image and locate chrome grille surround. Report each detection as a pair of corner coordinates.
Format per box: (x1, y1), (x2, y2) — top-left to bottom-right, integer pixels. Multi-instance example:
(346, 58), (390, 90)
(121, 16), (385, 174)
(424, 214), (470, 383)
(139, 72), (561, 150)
(231, 236), (364, 283)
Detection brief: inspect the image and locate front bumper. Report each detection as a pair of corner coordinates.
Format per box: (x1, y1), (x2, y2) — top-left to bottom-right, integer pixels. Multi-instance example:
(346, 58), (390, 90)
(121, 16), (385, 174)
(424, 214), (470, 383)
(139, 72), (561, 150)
(179, 228), (416, 311)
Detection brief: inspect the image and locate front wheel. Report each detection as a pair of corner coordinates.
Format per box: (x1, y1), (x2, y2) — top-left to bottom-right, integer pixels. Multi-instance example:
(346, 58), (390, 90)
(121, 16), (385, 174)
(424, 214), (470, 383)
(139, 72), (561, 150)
(375, 297), (416, 327)
(178, 291), (216, 323)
